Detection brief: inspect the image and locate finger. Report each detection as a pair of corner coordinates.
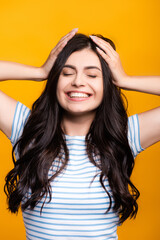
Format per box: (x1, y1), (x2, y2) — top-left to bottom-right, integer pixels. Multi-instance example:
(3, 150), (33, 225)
(55, 33), (75, 51)
(49, 28), (78, 61)
(95, 40), (115, 59)
(52, 29), (78, 57)
(90, 35), (116, 58)
(60, 28), (77, 40)
(54, 28), (77, 53)
(90, 35), (116, 53)
(51, 29), (77, 56)
(50, 40), (67, 59)
(53, 40), (68, 56)
(62, 29), (78, 42)
(96, 47), (111, 66)
(59, 28), (78, 43)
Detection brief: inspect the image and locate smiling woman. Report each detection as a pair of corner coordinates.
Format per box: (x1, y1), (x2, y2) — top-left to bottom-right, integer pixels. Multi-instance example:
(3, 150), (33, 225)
(0, 30), (160, 240)
(3, 33), (138, 240)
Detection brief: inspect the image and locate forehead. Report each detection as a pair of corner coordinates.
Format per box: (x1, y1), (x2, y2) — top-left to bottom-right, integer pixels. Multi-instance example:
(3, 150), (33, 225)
(65, 48), (101, 69)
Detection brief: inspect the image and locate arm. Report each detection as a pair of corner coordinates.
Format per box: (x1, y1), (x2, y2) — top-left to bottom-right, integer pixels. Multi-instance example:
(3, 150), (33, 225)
(0, 28), (78, 82)
(89, 35), (160, 95)
(138, 107), (160, 149)
(0, 28), (78, 139)
(117, 75), (160, 95)
(0, 91), (17, 139)
(0, 61), (45, 81)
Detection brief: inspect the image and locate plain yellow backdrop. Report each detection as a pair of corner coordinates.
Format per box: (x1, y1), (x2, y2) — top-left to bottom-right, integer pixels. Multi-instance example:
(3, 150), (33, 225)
(0, 0), (160, 239)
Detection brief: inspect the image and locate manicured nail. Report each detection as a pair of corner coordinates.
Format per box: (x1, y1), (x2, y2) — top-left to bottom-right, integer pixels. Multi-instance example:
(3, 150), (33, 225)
(89, 35), (96, 40)
(72, 28), (78, 32)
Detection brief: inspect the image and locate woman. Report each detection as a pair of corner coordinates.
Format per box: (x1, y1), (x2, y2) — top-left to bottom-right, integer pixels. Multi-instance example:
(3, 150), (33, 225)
(0, 28), (160, 240)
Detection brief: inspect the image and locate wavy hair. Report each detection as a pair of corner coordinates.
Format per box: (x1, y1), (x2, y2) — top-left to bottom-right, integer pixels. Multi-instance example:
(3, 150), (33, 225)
(4, 33), (139, 224)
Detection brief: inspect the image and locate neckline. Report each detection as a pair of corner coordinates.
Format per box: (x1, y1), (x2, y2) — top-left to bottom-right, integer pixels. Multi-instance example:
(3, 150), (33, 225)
(65, 134), (86, 140)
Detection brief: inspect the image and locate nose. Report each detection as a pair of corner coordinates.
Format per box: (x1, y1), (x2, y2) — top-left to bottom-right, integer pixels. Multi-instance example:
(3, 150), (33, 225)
(71, 73), (85, 87)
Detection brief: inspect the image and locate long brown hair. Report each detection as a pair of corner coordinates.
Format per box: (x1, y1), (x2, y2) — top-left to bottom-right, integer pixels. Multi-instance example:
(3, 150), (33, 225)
(4, 33), (139, 224)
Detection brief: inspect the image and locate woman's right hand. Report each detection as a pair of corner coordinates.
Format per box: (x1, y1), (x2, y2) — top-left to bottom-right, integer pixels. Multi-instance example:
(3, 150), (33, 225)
(0, 28), (78, 82)
(41, 28), (78, 80)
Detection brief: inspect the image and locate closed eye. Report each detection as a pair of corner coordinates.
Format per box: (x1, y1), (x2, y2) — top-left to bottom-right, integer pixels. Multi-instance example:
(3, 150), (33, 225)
(62, 73), (97, 78)
(63, 73), (74, 76)
(88, 75), (97, 78)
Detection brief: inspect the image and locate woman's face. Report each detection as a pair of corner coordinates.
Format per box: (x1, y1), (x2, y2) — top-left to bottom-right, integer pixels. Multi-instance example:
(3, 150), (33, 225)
(57, 48), (103, 117)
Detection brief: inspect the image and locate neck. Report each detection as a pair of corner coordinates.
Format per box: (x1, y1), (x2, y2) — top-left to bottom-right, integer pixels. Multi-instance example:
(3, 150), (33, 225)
(61, 111), (96, 136)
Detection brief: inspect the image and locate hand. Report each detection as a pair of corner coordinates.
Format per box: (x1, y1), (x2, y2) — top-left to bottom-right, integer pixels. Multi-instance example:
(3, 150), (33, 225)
(41, 28), (78, 80)
(89, 35), (128, 88)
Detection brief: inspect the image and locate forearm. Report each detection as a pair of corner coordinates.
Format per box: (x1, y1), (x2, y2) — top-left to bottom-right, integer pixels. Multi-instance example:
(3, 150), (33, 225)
(121, 75), (160, 95)
(0, 61), (46, 81)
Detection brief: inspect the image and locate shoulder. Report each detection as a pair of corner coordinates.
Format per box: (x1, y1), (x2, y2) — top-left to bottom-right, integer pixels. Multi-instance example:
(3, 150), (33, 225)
(127, 114), (144, 158)
(10, 101), (31, 145)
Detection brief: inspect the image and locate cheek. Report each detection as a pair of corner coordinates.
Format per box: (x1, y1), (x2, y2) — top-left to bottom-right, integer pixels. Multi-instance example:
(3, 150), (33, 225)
(56, 77), (64, 95)
(56, 80), (62, 104)
(96, 81), (104, 103)
(57, 76), (69, 92)
(56, 78), (68, 106)
(56, 90), (64, 110)
(93, 79), (103, 97)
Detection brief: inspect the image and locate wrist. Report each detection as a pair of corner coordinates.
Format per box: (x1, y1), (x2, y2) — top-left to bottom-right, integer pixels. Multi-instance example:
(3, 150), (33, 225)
(37, 67), (48, 81)
(120, 75), (132, 89)
(118, 75), (142, 91)
(114, 73), (130, 89)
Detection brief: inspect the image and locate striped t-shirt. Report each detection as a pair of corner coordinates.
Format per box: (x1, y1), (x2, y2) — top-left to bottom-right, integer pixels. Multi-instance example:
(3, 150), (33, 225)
(9, 102), (144, 240)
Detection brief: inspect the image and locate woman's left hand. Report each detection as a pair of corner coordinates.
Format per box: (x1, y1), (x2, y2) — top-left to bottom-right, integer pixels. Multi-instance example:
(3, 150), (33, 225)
(89, 35), (129, 88)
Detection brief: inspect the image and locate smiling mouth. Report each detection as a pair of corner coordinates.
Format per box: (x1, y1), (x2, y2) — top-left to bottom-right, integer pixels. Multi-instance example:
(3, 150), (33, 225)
(67, 92), (92, 98)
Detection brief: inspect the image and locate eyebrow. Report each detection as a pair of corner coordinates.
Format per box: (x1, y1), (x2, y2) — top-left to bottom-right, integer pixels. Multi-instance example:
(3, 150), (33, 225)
(63, 64), (101, 71)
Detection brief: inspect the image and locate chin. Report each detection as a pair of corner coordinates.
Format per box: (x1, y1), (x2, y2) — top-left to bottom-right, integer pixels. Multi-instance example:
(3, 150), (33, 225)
(64, 108), (97, 117)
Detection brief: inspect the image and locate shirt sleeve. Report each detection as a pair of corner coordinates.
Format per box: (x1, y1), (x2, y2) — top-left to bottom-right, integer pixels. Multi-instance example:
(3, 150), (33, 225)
(128, 114), (144, 158)
(9, 101), (31, 146)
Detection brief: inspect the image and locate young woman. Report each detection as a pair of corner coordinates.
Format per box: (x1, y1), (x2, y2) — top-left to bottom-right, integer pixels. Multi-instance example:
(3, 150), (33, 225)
(0, 28), (160, 240)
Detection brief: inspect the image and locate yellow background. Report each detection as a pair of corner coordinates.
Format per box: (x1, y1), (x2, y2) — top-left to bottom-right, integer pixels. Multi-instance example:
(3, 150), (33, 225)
(0, 0), (160, 239)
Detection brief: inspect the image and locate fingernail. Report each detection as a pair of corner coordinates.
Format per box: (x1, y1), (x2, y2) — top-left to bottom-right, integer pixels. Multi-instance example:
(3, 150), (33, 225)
(72, 28), (78, 32)
(89, 35), (96, 40)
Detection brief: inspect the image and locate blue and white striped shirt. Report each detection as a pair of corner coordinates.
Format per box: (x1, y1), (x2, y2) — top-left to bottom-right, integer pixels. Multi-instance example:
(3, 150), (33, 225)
(10, 102), (144, 240)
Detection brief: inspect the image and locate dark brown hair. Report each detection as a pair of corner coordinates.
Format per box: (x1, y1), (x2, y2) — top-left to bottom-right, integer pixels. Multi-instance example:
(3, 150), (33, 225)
(4, 33), (139, 224)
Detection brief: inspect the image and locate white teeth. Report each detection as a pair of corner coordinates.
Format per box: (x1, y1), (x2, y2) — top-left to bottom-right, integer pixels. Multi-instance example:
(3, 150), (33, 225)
(68, 92), (90, 98)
